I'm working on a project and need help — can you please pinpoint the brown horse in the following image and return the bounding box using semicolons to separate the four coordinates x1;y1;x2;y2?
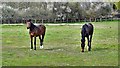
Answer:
26;19;46;50
81;23;94;52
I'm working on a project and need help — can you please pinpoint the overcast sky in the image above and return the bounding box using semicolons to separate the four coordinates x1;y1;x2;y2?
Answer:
1;0;119;2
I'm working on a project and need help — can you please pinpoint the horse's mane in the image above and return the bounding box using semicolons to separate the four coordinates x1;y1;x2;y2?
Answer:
30;22;37;31
31;23;36;27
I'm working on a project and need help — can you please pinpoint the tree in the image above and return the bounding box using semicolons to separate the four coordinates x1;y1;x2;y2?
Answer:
1;2;114;23
114;1;120;10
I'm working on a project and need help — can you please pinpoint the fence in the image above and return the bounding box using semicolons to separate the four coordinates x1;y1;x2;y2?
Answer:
1;17;119;24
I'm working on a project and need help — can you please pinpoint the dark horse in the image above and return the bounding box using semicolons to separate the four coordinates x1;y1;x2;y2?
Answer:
81;23;94;52
26;19;46;50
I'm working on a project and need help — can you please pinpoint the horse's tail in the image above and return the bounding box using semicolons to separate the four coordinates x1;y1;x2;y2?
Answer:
89;23;93;28
90;23;94;33
43;25;46;34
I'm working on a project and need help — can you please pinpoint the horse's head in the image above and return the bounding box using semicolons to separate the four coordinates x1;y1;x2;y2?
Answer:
26;19;31;29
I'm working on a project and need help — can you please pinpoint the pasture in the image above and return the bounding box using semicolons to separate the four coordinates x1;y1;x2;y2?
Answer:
2;21;118;66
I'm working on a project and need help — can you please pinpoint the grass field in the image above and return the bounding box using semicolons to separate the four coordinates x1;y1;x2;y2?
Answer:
2;21;118;66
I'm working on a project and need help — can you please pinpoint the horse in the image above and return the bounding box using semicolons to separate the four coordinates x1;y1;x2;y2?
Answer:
81;23;94;52
26;19;46;50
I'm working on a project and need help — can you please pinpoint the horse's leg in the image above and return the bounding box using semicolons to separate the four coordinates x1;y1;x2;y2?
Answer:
81;42;85;52
81;38;85;52
42;34;45;44
89;35;93;51
30;36;33;50
87;36;90;51
39;35;43;49
34;37;36;50
41;34;45;49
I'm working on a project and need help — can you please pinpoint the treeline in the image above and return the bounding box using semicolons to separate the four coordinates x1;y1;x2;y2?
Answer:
1;2;120;23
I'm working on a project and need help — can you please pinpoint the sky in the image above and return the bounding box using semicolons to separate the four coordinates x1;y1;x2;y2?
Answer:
1;0;120;2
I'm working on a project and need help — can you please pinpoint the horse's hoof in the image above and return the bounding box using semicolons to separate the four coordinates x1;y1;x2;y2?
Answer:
88;50;91;51
88;48;91;51
81;51;84;52
40;45;43;49
34;48;36;50
81;49;84;52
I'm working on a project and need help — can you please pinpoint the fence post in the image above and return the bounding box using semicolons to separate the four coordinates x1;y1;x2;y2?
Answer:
106;17;108;21
54;19;56;23
67;18;68;23
84;18;86;22
94;18;96;22
90;18;91;22
35;19;36;23
100;18;102;22
42;19;43;24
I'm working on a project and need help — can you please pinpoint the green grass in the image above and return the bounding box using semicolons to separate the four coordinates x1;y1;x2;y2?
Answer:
2;21;118;66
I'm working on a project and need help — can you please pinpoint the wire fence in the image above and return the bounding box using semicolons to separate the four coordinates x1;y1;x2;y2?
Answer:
1;17;119;24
